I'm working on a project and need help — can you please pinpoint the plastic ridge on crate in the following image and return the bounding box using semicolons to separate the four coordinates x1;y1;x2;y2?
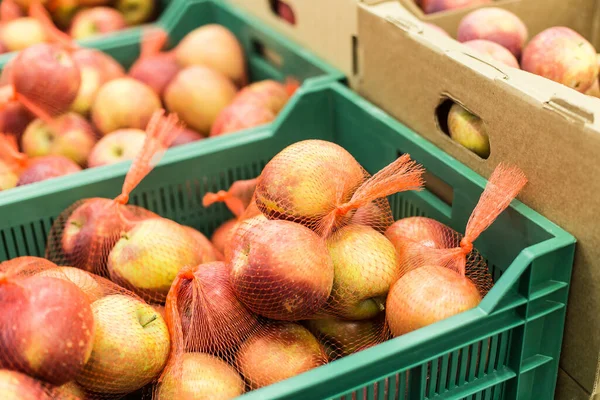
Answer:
0;0;179;66
0;82;575;400
0;0;342;199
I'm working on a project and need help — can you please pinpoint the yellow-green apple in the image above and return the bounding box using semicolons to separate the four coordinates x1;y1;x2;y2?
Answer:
0;276;95;385
107;217;211;302
0;18;46;52
230;219;334;320
36;266;104;303
237;322;327;389
446;103;490;158
325;224;400;319
157;353;244;400
0;369;51;400
419;0;491;14
255;140;365;228
386;265;481;337
164;66;237;134
92;77;161;135
457;8;528;58
70;7;127;40
115;0;156;25
463;39;520;68
522;27;599;93
87;129;146;168
21;113;97;166
0;162;19;191
175;25;246;86
17;155;81;186
171;261;259;353
76;294;170;394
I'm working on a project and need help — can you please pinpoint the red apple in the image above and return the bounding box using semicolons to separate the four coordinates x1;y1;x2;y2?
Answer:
17;155;81;186
522;27;599;93
0;256;57;272
230;218;334;320
0;275;95;385
170;261;259;353
165;66;237;134
87;129;146;168
70;7;127;40
237;322;327;389
92;77;161;135
386;265;481;336
170;127;204;147
0;17;47;52
277;1;296;24
457;8;528;58
21;112;97;166
175;25;247;87
0;0;24;21
419;0;491;14
211;218;238;256
463;39;520;68
0;369;51;400
0;102;35;140
210;100;275;137
36;266;105;303
234;80;292;114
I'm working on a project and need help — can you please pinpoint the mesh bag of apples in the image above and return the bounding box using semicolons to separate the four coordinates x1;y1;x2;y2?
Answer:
0;111;527;398
0;2;298;191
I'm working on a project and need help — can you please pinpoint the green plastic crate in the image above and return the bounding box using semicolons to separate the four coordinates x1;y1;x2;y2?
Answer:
0;0;178;65
0;82;575;400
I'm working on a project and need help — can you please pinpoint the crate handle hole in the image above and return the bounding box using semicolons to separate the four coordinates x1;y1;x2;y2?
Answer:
251;39;283;68
435;97;490;160
267;0;296;25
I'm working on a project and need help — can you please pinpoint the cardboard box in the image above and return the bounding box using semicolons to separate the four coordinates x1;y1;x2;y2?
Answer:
557;368;592;400
224;0;360;86
357;1;600;397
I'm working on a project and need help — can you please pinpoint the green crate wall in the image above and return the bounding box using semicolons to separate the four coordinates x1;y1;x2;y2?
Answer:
0;81;575;399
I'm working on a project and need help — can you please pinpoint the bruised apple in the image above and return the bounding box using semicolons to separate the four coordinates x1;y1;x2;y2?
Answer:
237;322;327;389
386;265;481;336
0;276;95;385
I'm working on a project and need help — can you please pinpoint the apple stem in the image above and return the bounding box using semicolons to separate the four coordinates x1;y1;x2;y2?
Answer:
141;314;158;328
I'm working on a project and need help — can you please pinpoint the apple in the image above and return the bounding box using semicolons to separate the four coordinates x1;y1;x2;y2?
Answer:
457;8;528;58
87;129;146;168
419;0;491;14
152;304;166;320
157;353;245;400
0;256;57;271
107;217;211;302
182;225;219;262
17;155;82;186
586;78;600;98
52;381;87;399
175;25;247;87
350;200;393;233
386;265;481;337
76;294;170;394
325;225;400;320
115;0;155;26
522;27;599;93
58;198;158;274
463;40;520;68
49;1;79;30
36;266;104;303
0;102;35;140
0;164;19;191
234;80;292;114
277;0;296;24
171;261;259;354
446;103;490;158
0;17;47;52
70;7;127;40
305;314;387;359
211;218;238;256
0;369;51;400
237;322;327;389
0;0;24;21
164;66;238;135
210;100;276;137
92;77;161;136
21;113;97;166
255;140;365;227
0;275;95;385
230;218;334;320
129;52;180;98
170;127;204;147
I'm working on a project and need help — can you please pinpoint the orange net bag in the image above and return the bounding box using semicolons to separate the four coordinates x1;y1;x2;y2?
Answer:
45;110;218;304
0;256;172;398
385;164;527;337
129;28;181;97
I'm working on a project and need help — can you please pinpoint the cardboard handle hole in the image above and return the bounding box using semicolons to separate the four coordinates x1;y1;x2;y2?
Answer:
268;0;296;25
436;97;490;160
251;39;283;68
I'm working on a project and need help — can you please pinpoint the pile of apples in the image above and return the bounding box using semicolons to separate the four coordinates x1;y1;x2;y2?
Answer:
0;130;522;398
426;7;600;157
0;8;296;191
1;0;160;52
